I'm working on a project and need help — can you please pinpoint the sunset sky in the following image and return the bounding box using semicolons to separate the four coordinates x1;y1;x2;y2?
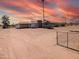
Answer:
0;0;79;22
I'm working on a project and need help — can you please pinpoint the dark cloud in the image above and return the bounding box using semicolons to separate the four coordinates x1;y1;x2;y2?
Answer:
0;2;29;13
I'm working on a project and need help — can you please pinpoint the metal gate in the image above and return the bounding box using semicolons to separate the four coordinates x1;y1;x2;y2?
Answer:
57;31;79;51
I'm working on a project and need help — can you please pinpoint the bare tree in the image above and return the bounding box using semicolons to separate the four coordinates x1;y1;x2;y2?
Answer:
2;15;10;28
66;14;79;25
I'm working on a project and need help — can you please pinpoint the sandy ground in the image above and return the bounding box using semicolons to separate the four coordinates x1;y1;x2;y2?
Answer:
0;27;79;59
54;25;79;32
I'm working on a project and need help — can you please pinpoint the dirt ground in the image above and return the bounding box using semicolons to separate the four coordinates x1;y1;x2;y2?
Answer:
0;27;79;59
54;25;79;32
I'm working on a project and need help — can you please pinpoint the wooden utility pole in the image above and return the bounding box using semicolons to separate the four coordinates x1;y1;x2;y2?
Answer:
41;0;45;21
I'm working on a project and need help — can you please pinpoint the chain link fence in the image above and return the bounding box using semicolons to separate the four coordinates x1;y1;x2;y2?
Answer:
57;31;79;51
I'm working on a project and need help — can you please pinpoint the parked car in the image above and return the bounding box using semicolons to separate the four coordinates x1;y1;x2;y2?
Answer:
42;21;54;29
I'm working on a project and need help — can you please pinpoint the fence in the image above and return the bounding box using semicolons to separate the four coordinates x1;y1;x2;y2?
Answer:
57;31;79;52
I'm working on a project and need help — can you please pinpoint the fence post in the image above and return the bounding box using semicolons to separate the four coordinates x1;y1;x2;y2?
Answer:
67;32;69;48
56;32;58;45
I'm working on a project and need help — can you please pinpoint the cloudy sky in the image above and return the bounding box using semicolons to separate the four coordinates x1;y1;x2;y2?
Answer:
0;0;79;22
